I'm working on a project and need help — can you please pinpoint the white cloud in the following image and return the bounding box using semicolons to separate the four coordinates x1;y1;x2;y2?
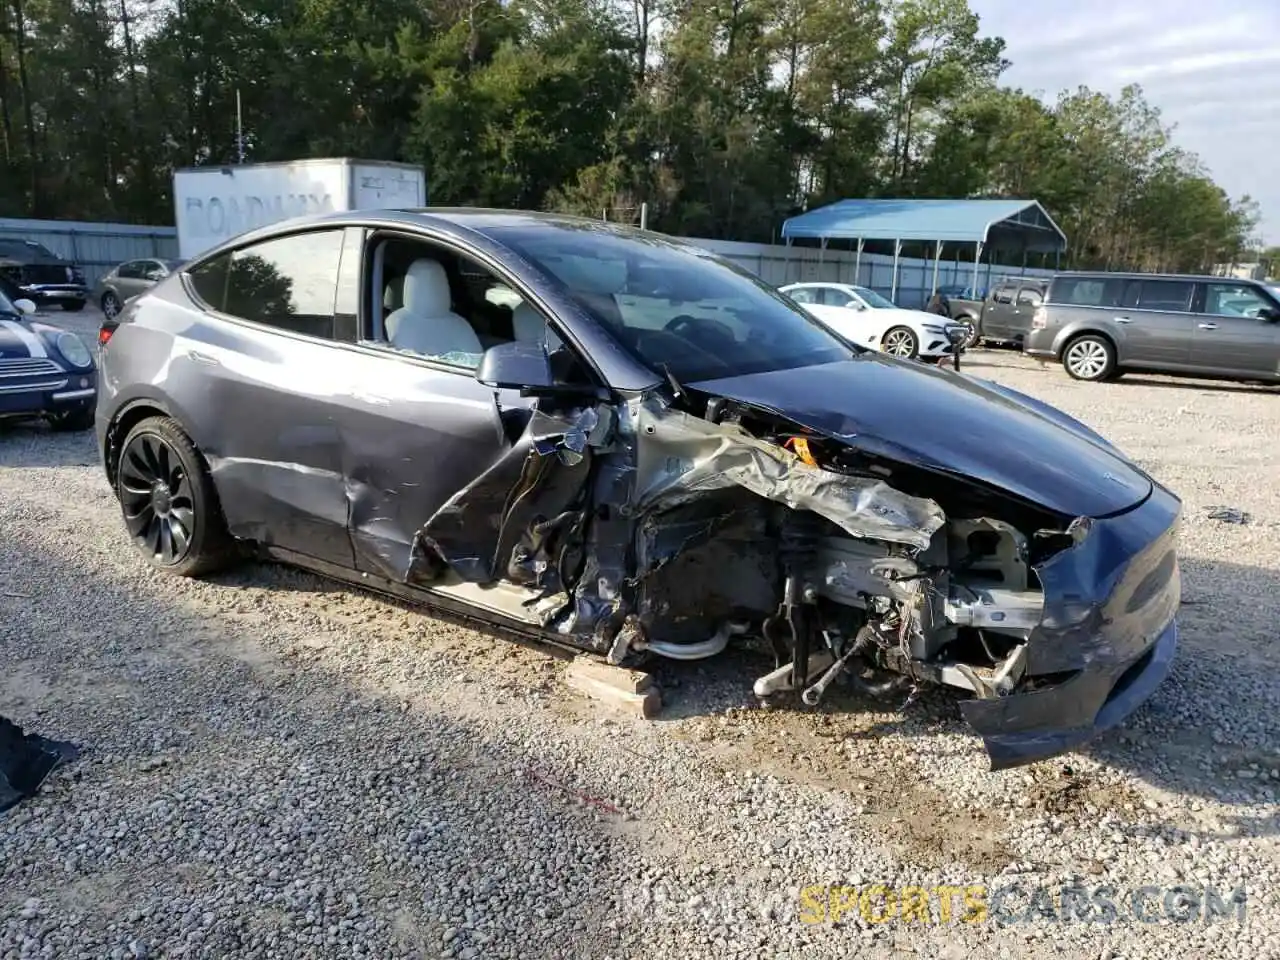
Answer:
970;0;1280;242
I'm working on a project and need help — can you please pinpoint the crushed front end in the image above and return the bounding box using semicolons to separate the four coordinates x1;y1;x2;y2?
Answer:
591;391;1180;770
404;373;1179;770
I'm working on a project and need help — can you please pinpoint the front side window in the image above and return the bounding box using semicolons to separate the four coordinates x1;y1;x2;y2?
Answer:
1016;287;1043;306
117;261;144;280
366;235;581;374
186;229;347;340
1202;283;1276;319
487;226;853;382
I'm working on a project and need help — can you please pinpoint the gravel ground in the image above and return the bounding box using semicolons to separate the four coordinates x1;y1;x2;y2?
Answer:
2;309;1278;959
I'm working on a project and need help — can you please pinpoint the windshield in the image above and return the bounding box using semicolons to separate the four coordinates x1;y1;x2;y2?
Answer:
0;239;56;259
0;285;15;315
487;225;854;381
853;286;897;310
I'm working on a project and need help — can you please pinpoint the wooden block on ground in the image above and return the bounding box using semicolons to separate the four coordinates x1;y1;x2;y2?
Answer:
567;656;653;694
566;663;662;719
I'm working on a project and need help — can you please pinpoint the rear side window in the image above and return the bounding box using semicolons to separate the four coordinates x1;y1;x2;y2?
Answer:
786;287;818;304
1049;277;1126;308
992;283;1017;304
186;229;348;340
1133;280;1193;312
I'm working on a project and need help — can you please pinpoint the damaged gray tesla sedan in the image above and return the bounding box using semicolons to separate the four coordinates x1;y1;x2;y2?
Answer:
94;209;1180;769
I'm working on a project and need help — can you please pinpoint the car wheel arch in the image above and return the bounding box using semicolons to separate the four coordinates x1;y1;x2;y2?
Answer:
1060;330;1120;381
1056;326;1118;361
105;396;203;483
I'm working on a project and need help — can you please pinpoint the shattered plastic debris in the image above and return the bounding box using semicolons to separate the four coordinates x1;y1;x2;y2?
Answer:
0;716;80;813
1206;506;1251;525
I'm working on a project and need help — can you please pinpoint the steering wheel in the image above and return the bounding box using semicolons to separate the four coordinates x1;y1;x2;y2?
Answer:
664;314;701;337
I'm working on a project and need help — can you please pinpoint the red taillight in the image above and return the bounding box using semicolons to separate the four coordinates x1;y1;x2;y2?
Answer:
98;327;113;345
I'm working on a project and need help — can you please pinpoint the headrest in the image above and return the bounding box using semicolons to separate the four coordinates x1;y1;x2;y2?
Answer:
383;275;404;310
402;259;452;315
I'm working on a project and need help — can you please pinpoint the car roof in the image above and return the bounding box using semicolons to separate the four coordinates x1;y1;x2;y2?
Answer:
1050;271;1257;284
184;207;714;267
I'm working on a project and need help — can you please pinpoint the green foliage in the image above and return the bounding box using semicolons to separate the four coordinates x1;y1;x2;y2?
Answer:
0;0;1261;269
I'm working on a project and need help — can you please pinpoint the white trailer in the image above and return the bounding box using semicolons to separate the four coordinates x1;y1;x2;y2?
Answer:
173;158;427;260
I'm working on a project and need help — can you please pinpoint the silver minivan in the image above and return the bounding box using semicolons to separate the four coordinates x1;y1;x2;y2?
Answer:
1024;272;1280;383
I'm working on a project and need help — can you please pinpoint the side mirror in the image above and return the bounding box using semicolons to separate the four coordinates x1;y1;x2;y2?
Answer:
1260;307;1280;323
475;340;556;391
13;298;36;316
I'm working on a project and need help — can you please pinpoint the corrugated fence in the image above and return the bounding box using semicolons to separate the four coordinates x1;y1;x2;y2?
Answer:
0;218;179;288
2;217;1050;307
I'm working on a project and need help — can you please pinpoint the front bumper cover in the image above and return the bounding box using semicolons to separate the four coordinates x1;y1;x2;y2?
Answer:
960;482;1182;770
20;283;88;305
0;377;96;419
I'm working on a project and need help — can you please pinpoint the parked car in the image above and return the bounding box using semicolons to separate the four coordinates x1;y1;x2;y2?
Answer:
924;283;987;345
779;282;967;361
0;238;89;312
1024;272;1280;383
0;277;97;430
94;209;1180;770
94;258;184;319
928;277;1049;348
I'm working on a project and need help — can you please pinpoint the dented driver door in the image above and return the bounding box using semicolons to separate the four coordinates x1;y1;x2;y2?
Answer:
336;350;533;583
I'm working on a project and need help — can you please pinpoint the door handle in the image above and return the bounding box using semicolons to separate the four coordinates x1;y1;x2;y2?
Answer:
186;350;218;365
1198;323;1217;330
1113;316;1132;323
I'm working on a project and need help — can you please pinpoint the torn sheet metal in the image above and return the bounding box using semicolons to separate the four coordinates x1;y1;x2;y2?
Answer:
630;400;945;551
408;405;612;586
0;716;80;813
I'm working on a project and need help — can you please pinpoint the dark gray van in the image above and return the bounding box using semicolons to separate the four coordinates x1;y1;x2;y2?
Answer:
1024;272;1280;383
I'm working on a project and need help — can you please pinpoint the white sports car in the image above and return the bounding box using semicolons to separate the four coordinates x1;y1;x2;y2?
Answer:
779;282;966;361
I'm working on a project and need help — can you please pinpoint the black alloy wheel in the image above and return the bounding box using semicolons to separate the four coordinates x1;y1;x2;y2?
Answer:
115;416;233;576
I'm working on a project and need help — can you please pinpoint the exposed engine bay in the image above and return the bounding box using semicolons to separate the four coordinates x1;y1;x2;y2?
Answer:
412;385;1092;723
612;394;1074;709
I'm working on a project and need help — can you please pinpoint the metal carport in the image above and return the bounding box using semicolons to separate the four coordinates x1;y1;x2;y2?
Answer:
779;198;1068;301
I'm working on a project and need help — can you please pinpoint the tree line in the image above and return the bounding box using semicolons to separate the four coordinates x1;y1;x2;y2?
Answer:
0;0;1263;272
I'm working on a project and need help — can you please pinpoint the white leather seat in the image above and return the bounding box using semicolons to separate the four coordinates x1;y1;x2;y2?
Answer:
384;259;482;358
511;302;563;351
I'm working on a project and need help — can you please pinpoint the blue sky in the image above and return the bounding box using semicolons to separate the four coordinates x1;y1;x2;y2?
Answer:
970;0;1280;244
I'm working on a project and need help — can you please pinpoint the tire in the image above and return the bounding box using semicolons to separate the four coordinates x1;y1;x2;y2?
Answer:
1062;334;1117;382
881;325;919;359
958;317;980;349
49;407;95;432
101;291;122;319
61;300;86;312
114;415;235;577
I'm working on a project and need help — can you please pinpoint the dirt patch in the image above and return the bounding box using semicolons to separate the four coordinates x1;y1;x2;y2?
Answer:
1021;764;1143;818
670;706;1016;875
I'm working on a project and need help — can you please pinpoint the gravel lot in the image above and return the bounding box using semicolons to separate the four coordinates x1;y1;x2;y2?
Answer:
3;308;1278;959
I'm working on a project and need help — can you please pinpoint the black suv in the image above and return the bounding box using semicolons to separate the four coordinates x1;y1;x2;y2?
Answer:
0;238;89;312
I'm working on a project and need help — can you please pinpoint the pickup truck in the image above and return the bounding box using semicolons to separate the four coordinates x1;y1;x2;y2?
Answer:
0;238;89;311
926;276;1049;349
